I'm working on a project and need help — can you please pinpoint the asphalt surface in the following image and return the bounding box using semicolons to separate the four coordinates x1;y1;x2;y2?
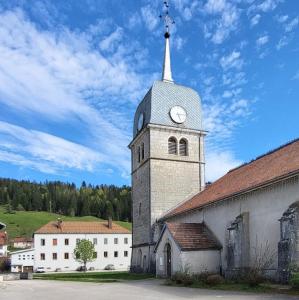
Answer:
0;279;298;300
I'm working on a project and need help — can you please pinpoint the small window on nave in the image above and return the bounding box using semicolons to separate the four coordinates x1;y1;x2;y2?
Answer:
179;139;188;156
168;137;177;154
141;143;145;160
137;147;141;163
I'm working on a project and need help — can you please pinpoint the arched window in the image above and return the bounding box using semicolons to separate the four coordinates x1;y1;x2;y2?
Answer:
168;137;177;154
179;139;188;156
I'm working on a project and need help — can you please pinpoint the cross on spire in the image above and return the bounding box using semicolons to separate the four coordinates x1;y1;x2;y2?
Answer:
159;1;175;83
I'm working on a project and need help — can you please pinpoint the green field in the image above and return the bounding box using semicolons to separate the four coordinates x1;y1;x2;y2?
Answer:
0;206;131;239
34;271;153;283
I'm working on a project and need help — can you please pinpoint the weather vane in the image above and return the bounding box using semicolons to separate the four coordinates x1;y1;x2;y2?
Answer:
159;1;175;37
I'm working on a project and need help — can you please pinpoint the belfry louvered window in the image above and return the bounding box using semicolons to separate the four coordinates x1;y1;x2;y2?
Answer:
179;139;188;156
168;137;177;154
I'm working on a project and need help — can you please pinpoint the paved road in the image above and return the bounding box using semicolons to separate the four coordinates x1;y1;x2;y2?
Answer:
0;279;298;300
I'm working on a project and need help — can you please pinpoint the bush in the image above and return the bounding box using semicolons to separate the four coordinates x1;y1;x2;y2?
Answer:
171;271;193;286
206;274;225;285
0;257;11;272
290;273;299;290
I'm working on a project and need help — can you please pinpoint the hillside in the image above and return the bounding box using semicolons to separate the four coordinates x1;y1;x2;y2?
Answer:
0;206;131;240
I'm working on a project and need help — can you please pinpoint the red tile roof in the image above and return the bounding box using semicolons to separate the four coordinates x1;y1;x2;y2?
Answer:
164;138;299;219
0;232;7;246
11;237;33;243
35;221;131;234
166;223;221;251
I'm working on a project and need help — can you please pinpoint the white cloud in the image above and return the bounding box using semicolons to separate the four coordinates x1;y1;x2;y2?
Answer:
276;36;289;50
203;0;240;44
285;17;299;32
293;71;299;80
220;51;243;70
250;14;261;26
0;121;104;174
206;150;242;182
257;0;280;12
0;8;153;176
99;27;123;52
276;15;288;23
141;5;159;32
256;35;269;47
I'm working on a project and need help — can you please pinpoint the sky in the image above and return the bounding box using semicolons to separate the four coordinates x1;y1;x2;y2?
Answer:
0;0;298;187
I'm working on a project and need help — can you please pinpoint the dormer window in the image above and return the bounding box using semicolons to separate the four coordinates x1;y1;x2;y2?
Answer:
168;137;177;154
179;139;188;156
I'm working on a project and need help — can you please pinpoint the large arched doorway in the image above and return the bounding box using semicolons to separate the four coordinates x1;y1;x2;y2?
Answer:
165;243;172;277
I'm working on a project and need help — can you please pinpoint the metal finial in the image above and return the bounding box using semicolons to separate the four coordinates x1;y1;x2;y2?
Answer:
159;0;175;37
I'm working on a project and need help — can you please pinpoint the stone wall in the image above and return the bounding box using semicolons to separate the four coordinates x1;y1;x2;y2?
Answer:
167;175;299;279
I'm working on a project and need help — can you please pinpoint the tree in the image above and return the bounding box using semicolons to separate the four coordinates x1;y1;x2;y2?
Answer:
74;239;95;271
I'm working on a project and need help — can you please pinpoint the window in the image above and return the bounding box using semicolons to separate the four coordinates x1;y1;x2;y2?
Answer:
41;239;45;246
104;251;108;258
124;251;128;257
104;238;108;245
114;238;118;244
114;251;118;258
124;237;128;244
18;255;21;260
32;255;34;260
65;238;69;245
64;253;69;259
138;203;141;216
93;238;97;245
93;252;97;259
138;147;141;163
179;139;188;156
40;253;45;260
52;238;57;246
168;137;177;154
52;253;57;260
141;143;145;160
23;255;25;260
76;239;80;244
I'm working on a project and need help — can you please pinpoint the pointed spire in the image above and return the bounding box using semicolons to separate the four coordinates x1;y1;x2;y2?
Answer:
160;1;175;83
162;32;173;83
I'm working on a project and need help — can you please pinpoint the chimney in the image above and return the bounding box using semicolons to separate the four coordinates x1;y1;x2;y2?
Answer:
57;218;62;229
108;217;112;229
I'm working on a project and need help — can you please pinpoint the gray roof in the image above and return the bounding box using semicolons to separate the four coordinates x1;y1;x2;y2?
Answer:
133;80;203;137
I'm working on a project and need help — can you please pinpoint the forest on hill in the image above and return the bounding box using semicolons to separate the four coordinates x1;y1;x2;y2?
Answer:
0;178;131;222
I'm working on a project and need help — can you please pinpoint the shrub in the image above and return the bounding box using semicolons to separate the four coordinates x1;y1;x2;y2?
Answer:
171;271;193;286
290;273;299;290
206;274;225;285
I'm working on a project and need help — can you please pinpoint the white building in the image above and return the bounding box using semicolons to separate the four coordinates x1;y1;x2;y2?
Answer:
10;248;35;272
10;219;132;272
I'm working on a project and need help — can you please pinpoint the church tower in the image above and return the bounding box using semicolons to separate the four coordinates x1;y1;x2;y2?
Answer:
129;4;205;272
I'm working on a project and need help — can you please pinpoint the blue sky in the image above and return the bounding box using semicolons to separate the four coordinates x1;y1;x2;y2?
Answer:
0;0;298;187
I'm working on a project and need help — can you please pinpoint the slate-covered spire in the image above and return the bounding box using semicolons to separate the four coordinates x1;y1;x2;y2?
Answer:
160;1;175;83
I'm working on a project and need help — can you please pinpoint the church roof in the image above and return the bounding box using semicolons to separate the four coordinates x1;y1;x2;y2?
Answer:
165;222;221;251
132;80;203;138
163;138;299;219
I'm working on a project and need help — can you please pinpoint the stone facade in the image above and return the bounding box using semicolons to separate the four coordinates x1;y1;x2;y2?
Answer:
165;175;299;279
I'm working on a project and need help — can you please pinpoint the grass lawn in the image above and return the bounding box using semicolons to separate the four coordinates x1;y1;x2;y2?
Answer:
34;271;154;283
165;280;299;296
0;206;131;239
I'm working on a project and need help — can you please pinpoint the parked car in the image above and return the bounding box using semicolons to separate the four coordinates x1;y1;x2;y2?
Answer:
35;267;45;273
104;264;115;270
76;266;87;272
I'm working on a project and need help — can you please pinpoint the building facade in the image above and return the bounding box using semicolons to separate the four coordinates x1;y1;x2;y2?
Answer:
10;220;132;273
11;237;33;249
0;231;8;257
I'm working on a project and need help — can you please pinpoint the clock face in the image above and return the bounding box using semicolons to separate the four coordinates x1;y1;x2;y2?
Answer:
169;106;187;124
137;113;144;131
